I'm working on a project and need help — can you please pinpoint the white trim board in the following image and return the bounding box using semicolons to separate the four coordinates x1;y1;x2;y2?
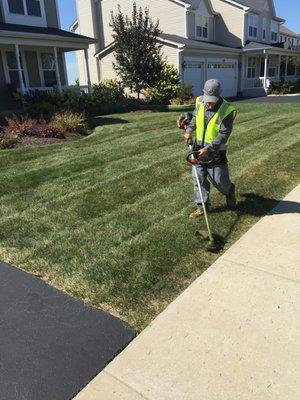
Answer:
2;0;47;27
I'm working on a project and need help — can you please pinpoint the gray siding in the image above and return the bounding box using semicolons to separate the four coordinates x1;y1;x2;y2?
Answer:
101;0;186;48
100;44;179;80
210;0;244;47
44;0;59;28
25;51;41;87
187;12;196;39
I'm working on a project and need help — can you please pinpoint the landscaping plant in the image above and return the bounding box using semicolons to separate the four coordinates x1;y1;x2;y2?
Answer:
110;2;164;100
145;64;180;104
51;111;87;135
37;124;65;139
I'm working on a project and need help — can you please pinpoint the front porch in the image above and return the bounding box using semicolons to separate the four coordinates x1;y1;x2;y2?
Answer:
241;43;300;95
0;23;96;110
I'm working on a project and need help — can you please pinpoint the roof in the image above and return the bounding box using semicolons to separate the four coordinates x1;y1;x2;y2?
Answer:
95;33;241;58
280;25;300;38
218;0;284;22
0;22;96;42
243;41;300;54
159;33;240;51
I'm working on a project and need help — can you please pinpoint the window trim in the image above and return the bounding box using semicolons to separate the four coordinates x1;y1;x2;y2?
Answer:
195;14;210;41
270;20;279;42
38;51;58;87
2;0;47;27
248;13;258;39
247;56;257;79
1;48;29;88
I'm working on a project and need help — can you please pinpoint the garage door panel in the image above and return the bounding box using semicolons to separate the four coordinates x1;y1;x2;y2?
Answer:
207;62;237;98
184;61;205;97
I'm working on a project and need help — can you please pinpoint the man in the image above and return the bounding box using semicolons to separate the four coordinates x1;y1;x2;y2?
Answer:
183;79;237;218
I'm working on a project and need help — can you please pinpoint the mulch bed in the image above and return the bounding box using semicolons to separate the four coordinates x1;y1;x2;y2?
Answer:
14;132;84;149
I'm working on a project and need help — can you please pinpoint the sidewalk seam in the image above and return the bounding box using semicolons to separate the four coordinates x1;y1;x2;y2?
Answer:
221;257;300;284
103;370;154;400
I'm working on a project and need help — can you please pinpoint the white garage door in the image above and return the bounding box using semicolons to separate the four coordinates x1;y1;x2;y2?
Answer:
207;62;238;98
184;61;205;97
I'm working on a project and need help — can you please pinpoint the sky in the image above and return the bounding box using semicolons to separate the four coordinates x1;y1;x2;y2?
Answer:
58;0;300;85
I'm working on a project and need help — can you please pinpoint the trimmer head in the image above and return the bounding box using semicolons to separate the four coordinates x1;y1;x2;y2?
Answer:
196;231;224;253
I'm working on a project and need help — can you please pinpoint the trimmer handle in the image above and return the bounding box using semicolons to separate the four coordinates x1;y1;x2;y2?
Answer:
187;138;194;148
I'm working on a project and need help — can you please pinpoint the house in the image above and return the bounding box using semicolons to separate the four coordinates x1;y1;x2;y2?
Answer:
280;25;300;50
0;0;96;110
72;0;300;98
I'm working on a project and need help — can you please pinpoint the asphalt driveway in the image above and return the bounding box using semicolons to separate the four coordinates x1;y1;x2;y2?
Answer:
0;262;135;400
236;94;300;103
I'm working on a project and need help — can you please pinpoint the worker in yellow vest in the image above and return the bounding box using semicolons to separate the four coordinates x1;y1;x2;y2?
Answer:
184;79;237;218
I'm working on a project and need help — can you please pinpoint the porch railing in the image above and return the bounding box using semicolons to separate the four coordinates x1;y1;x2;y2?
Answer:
19;85;90;95
243;77;281;90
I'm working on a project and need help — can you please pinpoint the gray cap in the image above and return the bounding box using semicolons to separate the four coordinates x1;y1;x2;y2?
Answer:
203;79;222;103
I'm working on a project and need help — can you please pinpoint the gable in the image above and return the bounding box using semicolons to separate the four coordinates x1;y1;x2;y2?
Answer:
188;0;216;15
234;0;275;16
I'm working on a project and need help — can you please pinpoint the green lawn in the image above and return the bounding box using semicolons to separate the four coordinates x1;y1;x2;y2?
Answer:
0;103;299;330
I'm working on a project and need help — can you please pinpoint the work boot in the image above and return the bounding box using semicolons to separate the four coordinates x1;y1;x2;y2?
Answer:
189;209;204;219
189;205;209;219
226;193;237;208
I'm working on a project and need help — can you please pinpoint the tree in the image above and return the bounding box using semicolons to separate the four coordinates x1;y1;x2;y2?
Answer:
110;3;164;100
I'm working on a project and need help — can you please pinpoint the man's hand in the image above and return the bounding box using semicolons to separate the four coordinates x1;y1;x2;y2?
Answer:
198;148;209;158
184;132;192;142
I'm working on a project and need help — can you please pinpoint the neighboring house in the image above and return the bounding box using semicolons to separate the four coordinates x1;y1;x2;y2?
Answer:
72;0;300;98
0;0;96;110
280;25;300;50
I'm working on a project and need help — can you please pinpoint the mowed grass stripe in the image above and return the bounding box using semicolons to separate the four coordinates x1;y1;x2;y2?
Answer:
0;103;299;329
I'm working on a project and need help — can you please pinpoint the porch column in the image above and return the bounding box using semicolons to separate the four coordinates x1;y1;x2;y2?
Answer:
53;47;62;93
263;50;268;91
84;48;92;94
14;44;25;96
284;56;288;82
278;55;281;81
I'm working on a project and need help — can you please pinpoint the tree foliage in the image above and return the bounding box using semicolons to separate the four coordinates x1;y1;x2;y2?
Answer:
110;3;164;98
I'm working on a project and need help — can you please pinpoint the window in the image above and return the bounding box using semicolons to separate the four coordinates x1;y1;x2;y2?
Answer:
287;57;296;76
268;58;277;77
247;57;256;78
8;0;41;17
41;53;57;87
262;18;267;40
6;51;26;88
196;15;209;40
8;0;24;14
248;14;258;38
271;21;278;42
26;0;41;17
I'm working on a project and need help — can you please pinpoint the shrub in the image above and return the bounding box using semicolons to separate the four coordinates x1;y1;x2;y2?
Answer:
51;111;87;135
0;114;37;138
92;79;124;104
27;101;58;121
144;64;180;104
0;128;20;149
268;80;300;95
170;85;196;105
24;89;91;115
37;124;65;139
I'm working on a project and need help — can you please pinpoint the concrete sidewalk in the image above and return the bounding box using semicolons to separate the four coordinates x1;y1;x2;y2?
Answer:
75;185;300;400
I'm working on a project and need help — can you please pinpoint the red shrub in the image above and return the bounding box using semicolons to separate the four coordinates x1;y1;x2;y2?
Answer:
37;124;65;139
0;114;37;137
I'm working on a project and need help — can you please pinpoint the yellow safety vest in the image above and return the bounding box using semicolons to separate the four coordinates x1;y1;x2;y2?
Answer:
195;97;237;149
